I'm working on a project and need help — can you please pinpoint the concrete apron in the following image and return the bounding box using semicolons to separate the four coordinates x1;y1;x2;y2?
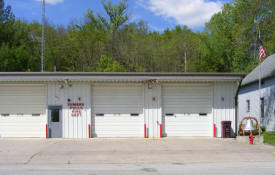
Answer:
236;136;264;145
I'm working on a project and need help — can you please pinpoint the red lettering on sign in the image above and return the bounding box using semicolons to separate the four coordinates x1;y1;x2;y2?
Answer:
68;102;85;117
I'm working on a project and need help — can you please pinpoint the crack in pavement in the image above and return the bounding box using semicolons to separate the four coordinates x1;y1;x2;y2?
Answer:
24;150;42;165
24;141;60;165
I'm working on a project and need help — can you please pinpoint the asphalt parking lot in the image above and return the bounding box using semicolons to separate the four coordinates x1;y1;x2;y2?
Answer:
0;138;275;165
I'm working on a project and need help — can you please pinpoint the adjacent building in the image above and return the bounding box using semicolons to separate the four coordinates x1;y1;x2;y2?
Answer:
238;54;275;131
0;72;244;138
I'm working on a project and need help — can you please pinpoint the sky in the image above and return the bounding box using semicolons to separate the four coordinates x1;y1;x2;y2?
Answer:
5;0;233;32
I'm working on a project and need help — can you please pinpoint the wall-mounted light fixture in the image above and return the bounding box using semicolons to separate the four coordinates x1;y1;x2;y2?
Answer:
64;78;72;87
64;78;69;84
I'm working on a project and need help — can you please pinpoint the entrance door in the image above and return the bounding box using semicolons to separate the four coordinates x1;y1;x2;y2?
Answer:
48;106;62;138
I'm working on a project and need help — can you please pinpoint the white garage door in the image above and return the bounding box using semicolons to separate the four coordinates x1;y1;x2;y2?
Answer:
91;83;144;137
162;84;212;137
0;84;46;137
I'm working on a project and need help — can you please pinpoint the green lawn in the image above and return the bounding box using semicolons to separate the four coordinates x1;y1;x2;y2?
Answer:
263;132;275;145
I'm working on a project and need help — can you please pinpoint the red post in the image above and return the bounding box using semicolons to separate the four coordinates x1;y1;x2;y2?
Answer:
160;124;162;138
213;124;216;138
88;124;91;138
144;124;146;138
46;124;48;138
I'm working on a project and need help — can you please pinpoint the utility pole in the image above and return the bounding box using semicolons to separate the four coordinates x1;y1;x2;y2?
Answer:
184;43;187;72
41;0;45;72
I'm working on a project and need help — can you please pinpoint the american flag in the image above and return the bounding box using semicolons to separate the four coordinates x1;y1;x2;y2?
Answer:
259;40;267;61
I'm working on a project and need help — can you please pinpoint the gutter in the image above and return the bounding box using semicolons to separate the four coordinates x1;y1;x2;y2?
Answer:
234;78;243;137
0;72;246;77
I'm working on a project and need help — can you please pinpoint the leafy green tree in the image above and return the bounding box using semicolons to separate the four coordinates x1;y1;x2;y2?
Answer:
204;0;275;73
0;0;15;44
0;1;39;72
101;0;128;32
96;55;126;72
0;0;274;73
101;0;128;63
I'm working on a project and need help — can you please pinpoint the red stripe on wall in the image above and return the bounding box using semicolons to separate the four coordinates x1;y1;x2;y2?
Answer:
160;124;162;138
213;124;216;138
88;124;91;138
46;124;48;138
144;124;146;138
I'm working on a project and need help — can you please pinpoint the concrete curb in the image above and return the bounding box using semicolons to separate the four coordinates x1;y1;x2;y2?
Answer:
236;136;264;145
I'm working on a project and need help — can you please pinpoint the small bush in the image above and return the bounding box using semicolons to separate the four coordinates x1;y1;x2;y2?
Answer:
261;126;266;133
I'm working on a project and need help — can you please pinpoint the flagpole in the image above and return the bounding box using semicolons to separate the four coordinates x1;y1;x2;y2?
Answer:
258;27;262;136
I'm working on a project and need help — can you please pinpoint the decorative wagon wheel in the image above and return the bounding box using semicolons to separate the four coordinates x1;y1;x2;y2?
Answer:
238;117;259;136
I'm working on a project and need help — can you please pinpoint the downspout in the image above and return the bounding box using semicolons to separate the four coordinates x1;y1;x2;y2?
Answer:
234;78;243;137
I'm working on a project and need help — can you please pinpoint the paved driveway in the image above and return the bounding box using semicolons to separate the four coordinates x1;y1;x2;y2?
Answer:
0;138;274;165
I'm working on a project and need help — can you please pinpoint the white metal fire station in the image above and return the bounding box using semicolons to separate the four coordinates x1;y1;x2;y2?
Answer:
0;72;244;138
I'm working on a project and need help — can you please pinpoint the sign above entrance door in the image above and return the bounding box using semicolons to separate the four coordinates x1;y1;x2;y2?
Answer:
68;97;84;117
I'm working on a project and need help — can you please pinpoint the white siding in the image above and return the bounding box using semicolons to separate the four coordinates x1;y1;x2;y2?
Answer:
164;115;211;136
263;78;275;131
0;80;240;138
162;84;212;113
144;83;162;138
162;83;212;137
213;82;238;137
238;84;260;131
238;78;275;131
47;83;91;138
0;84;46;137
0;84;46;114
92;83;144;137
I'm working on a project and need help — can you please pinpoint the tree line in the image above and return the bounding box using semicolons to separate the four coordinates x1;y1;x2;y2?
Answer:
0;0;274;72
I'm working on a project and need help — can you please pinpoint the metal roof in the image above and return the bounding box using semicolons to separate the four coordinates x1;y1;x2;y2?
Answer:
0;72;245;82
241;54;275;86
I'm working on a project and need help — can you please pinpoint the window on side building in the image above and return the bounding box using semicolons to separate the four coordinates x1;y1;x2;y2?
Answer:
246;99;250;113
261;97;264;118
